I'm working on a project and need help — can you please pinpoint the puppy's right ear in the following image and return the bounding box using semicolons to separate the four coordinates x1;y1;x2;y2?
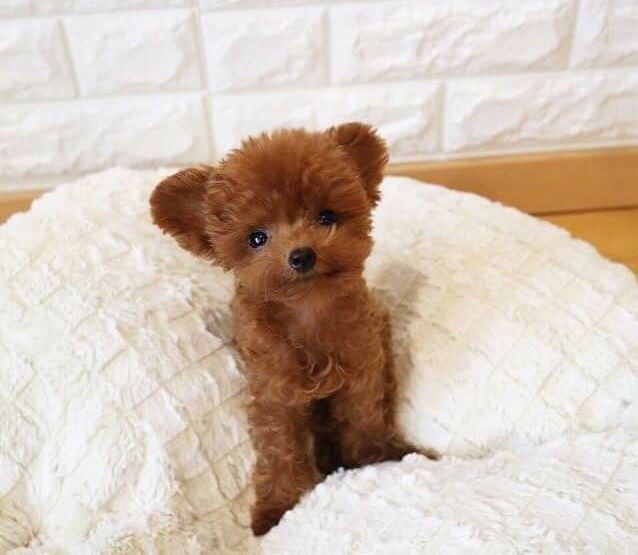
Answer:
325;122;388;207
150;166;216;259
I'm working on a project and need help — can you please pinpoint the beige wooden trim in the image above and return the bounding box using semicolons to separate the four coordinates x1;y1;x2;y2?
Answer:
387;147;638;214
542;207;638;275
0;190;42;223
1;147;637;223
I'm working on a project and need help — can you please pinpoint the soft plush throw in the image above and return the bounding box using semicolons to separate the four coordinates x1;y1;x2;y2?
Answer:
0;168;636;554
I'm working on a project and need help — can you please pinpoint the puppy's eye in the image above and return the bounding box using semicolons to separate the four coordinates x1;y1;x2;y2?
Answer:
248;230;268;249
317;210;338;226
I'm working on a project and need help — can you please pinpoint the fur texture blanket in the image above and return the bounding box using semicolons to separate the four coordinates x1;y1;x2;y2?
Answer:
0;169;636;554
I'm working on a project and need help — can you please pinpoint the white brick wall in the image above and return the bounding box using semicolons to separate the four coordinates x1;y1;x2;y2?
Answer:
330;1;576;82
202;7;326;92
0;20;74;100
65;11;200;95
1;0;637;191
0;96;208;180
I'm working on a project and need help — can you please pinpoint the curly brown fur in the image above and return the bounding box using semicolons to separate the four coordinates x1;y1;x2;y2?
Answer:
150;122;437;537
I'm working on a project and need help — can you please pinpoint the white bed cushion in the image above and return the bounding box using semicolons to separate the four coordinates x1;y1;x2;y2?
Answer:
263;428;638;554
0;168;636;553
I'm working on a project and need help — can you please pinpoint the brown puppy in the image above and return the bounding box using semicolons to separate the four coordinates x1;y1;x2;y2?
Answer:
150;122;434;536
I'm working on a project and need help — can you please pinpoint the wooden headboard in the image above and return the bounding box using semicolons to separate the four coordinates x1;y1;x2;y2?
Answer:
2;147;637;223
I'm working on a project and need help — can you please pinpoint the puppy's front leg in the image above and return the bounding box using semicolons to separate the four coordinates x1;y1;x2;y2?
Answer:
330;315;419;469
248;400;316;536
311;398;343;475
331;371;413;469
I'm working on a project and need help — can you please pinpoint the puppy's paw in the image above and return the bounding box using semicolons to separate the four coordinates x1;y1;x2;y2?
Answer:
250;505;287;537
390;439;440;461
418;446;441;461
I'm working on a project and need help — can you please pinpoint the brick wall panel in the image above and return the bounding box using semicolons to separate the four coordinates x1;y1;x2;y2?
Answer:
571;0;638;68
331;1;576;84
0;20;74;100
445;70;638;153
65;11;200;95
0;96;209;179
202;7;326;93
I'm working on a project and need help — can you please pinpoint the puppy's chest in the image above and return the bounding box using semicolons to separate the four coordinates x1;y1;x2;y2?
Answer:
287;317;343;359
283;309;369;370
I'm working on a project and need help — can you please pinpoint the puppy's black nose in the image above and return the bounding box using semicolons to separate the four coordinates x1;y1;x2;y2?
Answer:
288;247;316;273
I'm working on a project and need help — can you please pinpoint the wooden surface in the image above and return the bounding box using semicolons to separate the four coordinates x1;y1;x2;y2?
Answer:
388;147;638;215
542;208;638;275
0;191;39;223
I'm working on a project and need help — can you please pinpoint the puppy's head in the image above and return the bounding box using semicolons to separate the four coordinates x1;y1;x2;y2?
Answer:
150;122;388;303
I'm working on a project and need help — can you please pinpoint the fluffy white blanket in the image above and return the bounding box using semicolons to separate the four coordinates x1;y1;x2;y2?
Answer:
0;168;636;554
263;429;638;554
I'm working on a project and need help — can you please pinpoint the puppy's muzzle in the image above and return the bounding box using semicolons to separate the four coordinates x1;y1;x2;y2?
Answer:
288;247;316;273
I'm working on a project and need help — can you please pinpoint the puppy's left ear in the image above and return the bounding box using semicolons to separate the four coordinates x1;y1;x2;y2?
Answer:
326;122;389;206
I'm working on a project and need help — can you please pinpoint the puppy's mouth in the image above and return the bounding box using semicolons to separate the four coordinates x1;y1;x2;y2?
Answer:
265;265;359;303
294;266;345;282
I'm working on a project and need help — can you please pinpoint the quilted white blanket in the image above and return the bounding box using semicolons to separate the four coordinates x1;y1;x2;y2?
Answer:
0;168;637;554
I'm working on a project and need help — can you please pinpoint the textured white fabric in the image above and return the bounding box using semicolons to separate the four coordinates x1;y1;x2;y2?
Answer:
0;168;636;553
263;429;638;554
